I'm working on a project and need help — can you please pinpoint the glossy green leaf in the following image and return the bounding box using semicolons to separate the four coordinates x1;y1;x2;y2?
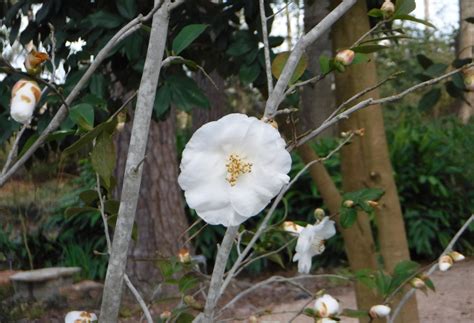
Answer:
91;132;116;188
394;14;436;28
172;24;208;55
416;54;434;69
418;88;441;111
116;0;137;20
88;11;123;29
154;84;172;118
352;53;369;65
352;44;388;54
424;63;448;77
340;207;357;229
79;190;99;205
239;62;260;84
70;103;94;131
319;55;332;74
394;0;416;16
65;206;99;218
341;309;369;318
368;8;384;18
271;51;308;84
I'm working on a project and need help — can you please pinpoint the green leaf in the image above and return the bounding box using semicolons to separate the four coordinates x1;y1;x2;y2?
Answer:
70;103;95;131
268;36;284;47
90;74;106;98
341;309;369;318
65;207;99;218
394;0;416;16
271;51;308;84
172;24;208;55
393;260;420;277
91;132;116;188
374;271;392;297
445;81;465;100
178;275;199;293
393;14;436;28
340;207;357;229
424;278;435;291
352;53;369;65
63;119;117;155
88;11;124;29
368;8;384;18
452;58;472;68
79;190;99;205
452;72;466;90
104;200;120;215
319;55;332;74
239;62;260;84
424;63;448;77
418;88;441;111
167;75;210;111
352;44;388;54
154;84;172;118
226;31;256;57
417;54;434;69
116;0;137;20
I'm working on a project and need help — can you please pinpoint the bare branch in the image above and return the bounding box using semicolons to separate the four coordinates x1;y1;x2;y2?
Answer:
388;214;474;323
1;125;27;175
0;0;165;188
259;0;274;95
263;0;357;118
293;62;474;148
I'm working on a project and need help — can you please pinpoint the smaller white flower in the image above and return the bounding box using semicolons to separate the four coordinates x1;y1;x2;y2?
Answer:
293;217;336;273
314;294;340;317
282;221;304;235
369;304;391;318
438;255;453;272
10;79;41;124
65;311;97;323
449;251;465;262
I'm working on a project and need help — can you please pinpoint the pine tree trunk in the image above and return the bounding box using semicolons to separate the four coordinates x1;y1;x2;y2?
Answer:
458;0;474;123
115;109;189;298
331;1;419;322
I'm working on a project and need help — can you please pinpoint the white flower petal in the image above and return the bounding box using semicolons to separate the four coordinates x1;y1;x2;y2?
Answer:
183;178;230;212
314;294;340;317
314;217;336;240
293;250;313;274
197;203;247;227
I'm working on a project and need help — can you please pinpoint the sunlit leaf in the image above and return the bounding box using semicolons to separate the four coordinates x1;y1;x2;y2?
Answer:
271;51;308;84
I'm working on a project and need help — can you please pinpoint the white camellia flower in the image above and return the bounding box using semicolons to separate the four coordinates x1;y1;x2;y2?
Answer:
314;294;340;317
10;79;41;124
369;304;391;318
293;217;336;273
178;113;292;227
64;311;98;323
282;221;304;235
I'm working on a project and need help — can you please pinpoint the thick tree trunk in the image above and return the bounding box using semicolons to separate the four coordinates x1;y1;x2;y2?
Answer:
331;1;419;322
458;0;474;123
301;0;336;135
115;110;189;298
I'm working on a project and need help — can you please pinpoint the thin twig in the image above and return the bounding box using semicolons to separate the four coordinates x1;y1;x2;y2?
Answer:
1;124;27;175
267;0;296;20
47;23;57;83
351;20;385;48
388;214;474;323
288;296;315;322
293;62;474;149
259;0;274;95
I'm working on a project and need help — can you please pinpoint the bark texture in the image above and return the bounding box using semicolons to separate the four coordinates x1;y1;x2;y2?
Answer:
331;1;419;322
459;0;474;123
115;111;189;298
301;0;336;135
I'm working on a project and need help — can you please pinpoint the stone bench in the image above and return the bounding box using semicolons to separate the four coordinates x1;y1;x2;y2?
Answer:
10;267;81;301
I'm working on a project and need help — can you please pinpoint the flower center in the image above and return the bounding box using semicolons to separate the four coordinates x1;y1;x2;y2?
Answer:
225;154;252;186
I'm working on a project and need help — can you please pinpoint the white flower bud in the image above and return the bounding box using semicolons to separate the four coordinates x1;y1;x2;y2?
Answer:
369;304;391;318
249;315;259;323
314;208;326;220
10;80;41;124
438;255;453;271
314;294;340;317
178;248;192;263
343;200;354;208
160;310;172;320
410;277;426;289
381;1;395;17
65;311;98;323
449;251;465;262
335;49;355;66
465;73;474;91
317;319;338;323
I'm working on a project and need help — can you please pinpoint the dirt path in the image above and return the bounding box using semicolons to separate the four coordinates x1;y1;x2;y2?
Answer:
255;259;474;322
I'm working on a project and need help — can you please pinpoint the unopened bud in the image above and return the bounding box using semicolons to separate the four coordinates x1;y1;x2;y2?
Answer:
160;310;172;320
354;128;365;136
410;277;426;289
369;304;391;318
184;295;203;310
335;49;355;66
282;221;304;235
449;251;465;262
314;294;340;317
10;79;41;124
343;200;354;208
249;315;258;323
340;131;349;138
381;0;395;18
438;255;453;271
314;208;326;220
178;248;192;263
25;50;49;75
367;200;379;208
464;72;474;91
316;319;338;323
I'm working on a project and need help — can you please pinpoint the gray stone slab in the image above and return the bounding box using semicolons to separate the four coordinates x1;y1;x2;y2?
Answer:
10;267;81;282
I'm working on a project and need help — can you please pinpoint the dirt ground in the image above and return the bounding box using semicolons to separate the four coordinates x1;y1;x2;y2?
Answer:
231;259;474;323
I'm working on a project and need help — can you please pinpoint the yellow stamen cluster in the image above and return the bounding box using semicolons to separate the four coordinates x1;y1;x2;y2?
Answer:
226;154;252;186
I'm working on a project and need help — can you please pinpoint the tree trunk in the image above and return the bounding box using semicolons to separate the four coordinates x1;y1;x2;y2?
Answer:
301;0;336;135
459;0;474;123
115;109;189;298
331;1;419;322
